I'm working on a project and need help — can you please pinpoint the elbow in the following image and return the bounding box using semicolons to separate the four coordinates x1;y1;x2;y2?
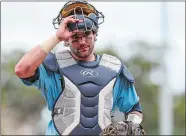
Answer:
15;63;31;78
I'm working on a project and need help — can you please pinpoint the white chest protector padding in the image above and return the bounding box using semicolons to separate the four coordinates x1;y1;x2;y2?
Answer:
53;76;81;135
54;49;81;135
98;54;121;129
98;78;116;130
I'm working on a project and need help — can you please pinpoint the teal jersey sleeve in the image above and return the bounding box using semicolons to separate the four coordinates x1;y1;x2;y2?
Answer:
45;120;59;135
112;69;140;113
20;64;62;135
20;64;62;111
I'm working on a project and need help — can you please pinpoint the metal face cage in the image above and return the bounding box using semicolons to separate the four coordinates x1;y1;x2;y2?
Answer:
52;0;104;33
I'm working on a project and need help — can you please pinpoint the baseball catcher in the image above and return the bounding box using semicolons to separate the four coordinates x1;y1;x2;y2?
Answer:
15;0;146;135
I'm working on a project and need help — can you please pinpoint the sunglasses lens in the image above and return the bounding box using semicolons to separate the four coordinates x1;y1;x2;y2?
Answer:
67;22;76;32
67;14;96;32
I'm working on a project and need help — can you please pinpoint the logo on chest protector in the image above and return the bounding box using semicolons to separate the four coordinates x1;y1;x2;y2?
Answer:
80;69;98;77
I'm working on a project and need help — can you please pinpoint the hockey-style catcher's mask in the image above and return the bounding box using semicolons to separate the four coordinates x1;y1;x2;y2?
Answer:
52;0;104;33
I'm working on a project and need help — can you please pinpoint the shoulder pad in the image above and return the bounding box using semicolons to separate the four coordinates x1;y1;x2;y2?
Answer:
122;65;135;83
99;54;122;73
42;52;58;71
55;48;77;68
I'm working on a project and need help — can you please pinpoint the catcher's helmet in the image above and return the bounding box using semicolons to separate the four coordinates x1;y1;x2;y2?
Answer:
52;0;104;33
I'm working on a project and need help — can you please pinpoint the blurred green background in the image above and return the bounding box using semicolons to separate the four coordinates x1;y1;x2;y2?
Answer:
1;40;185;135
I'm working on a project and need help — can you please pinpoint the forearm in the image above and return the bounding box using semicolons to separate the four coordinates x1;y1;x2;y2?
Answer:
15;35;61;78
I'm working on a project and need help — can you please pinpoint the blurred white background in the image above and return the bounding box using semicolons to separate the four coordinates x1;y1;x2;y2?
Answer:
2;2;185;93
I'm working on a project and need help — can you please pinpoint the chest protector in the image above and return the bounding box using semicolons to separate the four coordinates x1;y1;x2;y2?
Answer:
52;49;121;135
